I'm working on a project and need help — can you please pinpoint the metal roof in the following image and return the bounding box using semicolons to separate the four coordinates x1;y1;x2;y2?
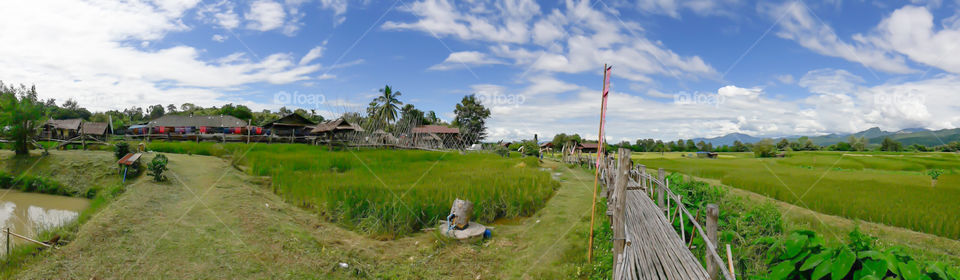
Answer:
147;115;247;127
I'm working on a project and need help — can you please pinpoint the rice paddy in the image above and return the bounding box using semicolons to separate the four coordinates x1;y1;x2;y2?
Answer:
145;142;559;237
632;151;960;240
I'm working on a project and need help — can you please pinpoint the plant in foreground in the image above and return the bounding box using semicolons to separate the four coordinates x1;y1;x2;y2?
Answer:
147;154;169;182
927;169;944;187
761;228;959;280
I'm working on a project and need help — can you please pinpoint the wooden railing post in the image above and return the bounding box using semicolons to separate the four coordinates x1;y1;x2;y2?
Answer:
639;165;646;193
657;168;665;209
706;204;720;280
611;148;631;279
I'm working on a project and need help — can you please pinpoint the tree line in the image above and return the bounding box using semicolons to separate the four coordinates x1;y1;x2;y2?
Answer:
548;132;960;157
1;81;493;155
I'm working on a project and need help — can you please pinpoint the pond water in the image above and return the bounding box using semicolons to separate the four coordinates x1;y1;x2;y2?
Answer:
0;190;89;248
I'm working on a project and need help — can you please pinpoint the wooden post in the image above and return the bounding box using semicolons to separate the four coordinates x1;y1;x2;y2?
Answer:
657;168;665;209
5;228;9;263
706;204;720;280
247;119;252;144
679;195;684;242
611;148;631;279
639;164;646;192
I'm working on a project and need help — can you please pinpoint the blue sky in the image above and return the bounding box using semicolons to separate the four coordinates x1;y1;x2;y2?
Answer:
2;0;959;141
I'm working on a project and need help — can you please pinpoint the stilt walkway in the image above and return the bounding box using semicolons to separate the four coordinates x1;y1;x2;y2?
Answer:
600;148;735;280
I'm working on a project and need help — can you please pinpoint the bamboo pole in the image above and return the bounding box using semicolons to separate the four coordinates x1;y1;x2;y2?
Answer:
587;64;609;263
6;229;50;248
726;244;736;280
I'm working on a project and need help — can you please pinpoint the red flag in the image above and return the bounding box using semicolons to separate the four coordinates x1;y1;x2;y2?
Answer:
602;66;611;97
595;66;611;169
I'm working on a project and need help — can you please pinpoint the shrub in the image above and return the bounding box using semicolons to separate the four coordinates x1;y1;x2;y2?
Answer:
114;142;130;159
762;228;960;280
147;154;169;182
494;146;509;157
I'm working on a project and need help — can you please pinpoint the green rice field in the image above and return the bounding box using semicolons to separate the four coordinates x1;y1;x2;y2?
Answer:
145;142;559;237
632;151;960;240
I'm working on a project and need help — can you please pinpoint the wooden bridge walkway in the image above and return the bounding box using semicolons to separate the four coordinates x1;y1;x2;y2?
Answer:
598;148;735;280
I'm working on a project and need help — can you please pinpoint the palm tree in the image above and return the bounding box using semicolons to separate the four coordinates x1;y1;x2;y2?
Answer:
375;85;403;124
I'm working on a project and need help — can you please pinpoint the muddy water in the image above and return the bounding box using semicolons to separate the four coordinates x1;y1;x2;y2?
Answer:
0;190;89;248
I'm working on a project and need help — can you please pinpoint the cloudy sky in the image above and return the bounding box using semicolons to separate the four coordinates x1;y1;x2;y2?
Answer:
1;0;959;142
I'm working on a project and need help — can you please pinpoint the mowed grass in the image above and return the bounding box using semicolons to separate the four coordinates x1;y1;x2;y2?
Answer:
145;142;559;237
633;151;960;240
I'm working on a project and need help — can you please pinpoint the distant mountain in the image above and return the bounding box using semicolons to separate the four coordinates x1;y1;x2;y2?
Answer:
691;133;764;146
687;127;959;147
867;128;960;147
803;127;895;145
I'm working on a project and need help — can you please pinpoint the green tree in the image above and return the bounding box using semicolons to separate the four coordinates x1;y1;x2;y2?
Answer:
219;103;253;121
147;104;165;119
453;94;491;145
374;85;403;125
685;139;696;152
777;138;790;150
880;136;902;151
753;138;777;158
732;140;748;152
398;104;427;129
0;82;45;155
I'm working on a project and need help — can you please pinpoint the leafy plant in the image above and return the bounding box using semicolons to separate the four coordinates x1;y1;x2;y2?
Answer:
114;142;130;160
761;228;959;280
147;154;169;182
927;168;944;187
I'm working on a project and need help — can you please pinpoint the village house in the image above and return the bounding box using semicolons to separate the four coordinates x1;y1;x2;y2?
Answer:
41;119;82;140
311;118;364;146
411;125;460;149
262;113;316;138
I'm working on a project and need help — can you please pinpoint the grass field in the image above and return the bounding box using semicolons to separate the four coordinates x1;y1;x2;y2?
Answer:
632;151;960;240
144;142;559;237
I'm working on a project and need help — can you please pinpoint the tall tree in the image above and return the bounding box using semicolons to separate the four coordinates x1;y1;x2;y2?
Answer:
0;82;45;155
453;94;491;145
147;104;165;119
375;85;403;125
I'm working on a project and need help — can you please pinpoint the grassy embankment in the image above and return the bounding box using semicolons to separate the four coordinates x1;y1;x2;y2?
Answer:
144;142;560;238
6;147;614;278
631;151;960;240
0;150;124;277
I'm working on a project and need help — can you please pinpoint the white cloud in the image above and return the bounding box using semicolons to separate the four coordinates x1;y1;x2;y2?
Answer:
320;0;348;25
300;44;326;65
0;0;323;112
857;5;960;74
382;0;541;44
482;69;960;141
798;68;864;95
389;0;716;82
634;0;741;18
212;34;228;42
775;74;794;84
428;51;505;70
761;1;914;74
245;0;286;32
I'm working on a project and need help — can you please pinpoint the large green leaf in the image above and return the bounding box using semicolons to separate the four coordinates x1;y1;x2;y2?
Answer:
812;260;832;280
784;233;809;259
898;260;922;280
861;259;888;279
831;248;856;280
947;266;960;280
769;261;795;280
858;250;884;260
801;251;832;271
926;262;947;280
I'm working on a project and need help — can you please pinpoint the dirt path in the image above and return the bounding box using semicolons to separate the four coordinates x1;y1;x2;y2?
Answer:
12;152;600;279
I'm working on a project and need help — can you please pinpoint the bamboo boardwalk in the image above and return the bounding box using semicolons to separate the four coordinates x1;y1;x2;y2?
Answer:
614;191;710;279
585;148;735;280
